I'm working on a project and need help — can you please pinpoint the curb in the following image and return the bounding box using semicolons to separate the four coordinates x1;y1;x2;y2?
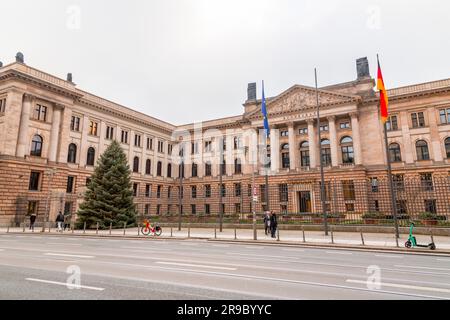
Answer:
3;231;450;256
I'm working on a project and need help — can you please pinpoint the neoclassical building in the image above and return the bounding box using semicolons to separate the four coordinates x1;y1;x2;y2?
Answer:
0;54;449;225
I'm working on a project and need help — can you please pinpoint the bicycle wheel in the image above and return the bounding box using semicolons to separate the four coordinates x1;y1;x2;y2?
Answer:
154;226;162;236
141;226;151;236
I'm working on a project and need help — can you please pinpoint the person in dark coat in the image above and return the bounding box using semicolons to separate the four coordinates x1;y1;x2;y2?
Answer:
63;213;72;231
270;212;278;238
29;213;37;232
263;211;271;235
56;211;64;232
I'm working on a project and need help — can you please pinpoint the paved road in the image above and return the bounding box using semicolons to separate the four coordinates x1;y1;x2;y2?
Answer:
0;233;449;300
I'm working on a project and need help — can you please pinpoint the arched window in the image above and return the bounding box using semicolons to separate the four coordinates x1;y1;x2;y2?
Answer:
157;161;162;176
445;138;450;158
67;143;77;163
145;159;151;175
416;140;430;161
205;162;212;176
341;136;354;164
281;143;290;169
299;141;310;167
389;143;402;162
133;156;140;173
234;158;242;174
167;163;172;178
191;163;198;177
321;139;331;166
86;147;95;166
30;135;43;157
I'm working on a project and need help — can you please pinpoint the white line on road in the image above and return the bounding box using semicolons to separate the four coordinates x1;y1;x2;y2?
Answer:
346;279;450;294
211;244;230;248
25;278;104;291
44;253;94;259
45;243;82;246
374;254;404;259
155;261;237;271
245;246;264;250
227;252;299;260
394;265;450;272
325;251;353;255
282;248;305;252
437;258;450;262
179;243;199;246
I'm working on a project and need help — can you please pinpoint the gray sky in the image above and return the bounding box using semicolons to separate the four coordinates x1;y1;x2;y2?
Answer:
1;0;449;125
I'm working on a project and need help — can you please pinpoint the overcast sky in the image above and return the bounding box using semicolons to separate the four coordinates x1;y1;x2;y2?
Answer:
1;0;449;125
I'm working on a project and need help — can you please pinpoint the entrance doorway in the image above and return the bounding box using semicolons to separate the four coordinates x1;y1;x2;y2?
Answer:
298;191;311;213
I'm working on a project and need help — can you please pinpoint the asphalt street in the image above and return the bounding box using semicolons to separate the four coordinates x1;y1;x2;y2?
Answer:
0;233;449;300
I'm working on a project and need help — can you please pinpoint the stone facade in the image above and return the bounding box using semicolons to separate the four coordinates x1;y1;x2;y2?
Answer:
0;57;449;225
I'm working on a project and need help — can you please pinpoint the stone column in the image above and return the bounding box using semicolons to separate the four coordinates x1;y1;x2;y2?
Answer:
152;138;158;177
427;106;444;162
350;112;363;165
48;104;63;162
16;94;33;158
307;119;317;168
141;133;147;175
288;123;297;170
270;127;279;173
327;116;339;167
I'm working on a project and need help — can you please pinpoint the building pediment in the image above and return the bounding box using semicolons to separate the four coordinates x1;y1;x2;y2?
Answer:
246;85;361;120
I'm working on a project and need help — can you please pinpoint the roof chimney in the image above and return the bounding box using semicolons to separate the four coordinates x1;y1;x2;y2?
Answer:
356;57;370;80
67;73;73;83
247;82;257;101
0;61;3;68
15;52;25;64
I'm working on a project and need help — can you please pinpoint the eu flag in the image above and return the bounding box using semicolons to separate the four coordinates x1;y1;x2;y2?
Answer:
261;81;270;138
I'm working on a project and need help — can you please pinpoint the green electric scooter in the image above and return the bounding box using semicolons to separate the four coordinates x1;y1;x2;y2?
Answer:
405;222;436;250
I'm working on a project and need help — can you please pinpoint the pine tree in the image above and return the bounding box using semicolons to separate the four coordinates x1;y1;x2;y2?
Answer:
76;140;137;229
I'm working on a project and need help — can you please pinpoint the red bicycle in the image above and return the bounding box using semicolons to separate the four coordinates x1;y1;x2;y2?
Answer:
141;220;162;236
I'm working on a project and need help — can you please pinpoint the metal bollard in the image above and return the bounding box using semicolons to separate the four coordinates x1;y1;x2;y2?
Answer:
109;222;112;235
188;225;191;238
302;226;306;243
7;225;9;233
72;224;74;234
123;222;126;236
331;226;334;244
137;225;140;236
96;222;99;235
234;228;237;240
430;229;435;245
22;222;25;233
83;222;86;234
214;225;217;239
48;222;51;233
360;231;365;246
171;227;173;237
277;228;280;242
395;231;399;248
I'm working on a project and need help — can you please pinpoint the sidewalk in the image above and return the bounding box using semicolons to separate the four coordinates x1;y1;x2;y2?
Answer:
2;225;450;252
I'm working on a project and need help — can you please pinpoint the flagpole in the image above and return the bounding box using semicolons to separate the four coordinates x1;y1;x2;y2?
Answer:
377;54;399;239
315;68;328;236
262;81;270;213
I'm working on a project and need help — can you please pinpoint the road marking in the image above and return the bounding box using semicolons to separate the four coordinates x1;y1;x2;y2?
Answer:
25;278;104;291
437;258;450;262
282;248;305;252
44;253;94;259
245;246;264;249
156;261;237;271
394;265;450;272
211;244;230;248
227;252;299;260
45;243;82;246
179;243;199;246
375;254;404;259
346;279;450;294
325;251;353;255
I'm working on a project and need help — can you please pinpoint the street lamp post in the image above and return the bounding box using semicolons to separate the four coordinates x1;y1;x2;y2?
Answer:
42;168;57;232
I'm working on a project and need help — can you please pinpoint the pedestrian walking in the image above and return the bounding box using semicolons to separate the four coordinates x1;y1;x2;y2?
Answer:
29;213;37;232
270;211;278;238
263;211;271;236
56;211;64;232
63;212;71;231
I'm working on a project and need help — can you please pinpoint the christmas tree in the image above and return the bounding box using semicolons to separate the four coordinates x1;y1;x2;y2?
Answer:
76;140;137;229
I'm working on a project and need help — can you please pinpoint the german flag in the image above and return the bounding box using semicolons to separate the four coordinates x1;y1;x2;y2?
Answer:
377;56;389;123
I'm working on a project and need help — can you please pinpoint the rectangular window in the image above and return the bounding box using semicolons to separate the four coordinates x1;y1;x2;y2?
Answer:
248;184;252;197
424;199;437;214
299;128;308;135
157;185;162;198
88;120;98;136
191;142;198;155
279;184;288;202
158;141;164;153
70;116;81;131
167;186;172;199
220;184;226;197
29;171;41;191
342;181;355;201
121;130;129;144
168;144;172;155
191;204;196;215
439;108;450;124
147;138;153;150
397;200;408;214
66;176;75;193
345;203;355;212
156;204;161;215
27;201;38;215
0;97;6;113
420;173;434;191
204;141;212;152
235;203;241;214
319;124;329;132
106;126;114;139
411;112;425;128
386;115;398;131
340;122;350;129
191;186;197;199
33;104;47;121
234;183;241;197
144;204;150;215
393;174;405;192
134;134;141;147
280;130;289;137
133;183;138;197
145;184;151;197
205;204;210;215
205;185;211;198
260;185;267;203
281;205;288;214
373;200;380;212
370;177;379;192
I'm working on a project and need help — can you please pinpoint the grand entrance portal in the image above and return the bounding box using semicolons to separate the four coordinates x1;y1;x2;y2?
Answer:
298;191;312;213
